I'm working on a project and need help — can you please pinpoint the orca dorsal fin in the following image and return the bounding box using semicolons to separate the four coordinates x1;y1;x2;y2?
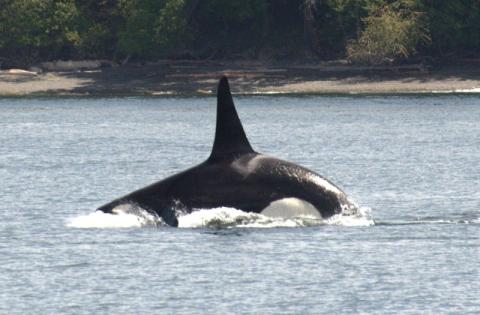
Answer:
208;76;254;161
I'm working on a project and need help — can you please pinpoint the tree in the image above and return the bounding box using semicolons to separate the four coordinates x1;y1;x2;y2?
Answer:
0;0;80;65
346;0;430;65
74;0;123;59
422;0;480;57
190;0;267;58
115;0;190;60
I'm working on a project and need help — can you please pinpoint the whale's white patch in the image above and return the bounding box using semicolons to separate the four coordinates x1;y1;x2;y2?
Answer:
246;154;270;172
260;197;322;219
307;174;342;194
231;154;269;177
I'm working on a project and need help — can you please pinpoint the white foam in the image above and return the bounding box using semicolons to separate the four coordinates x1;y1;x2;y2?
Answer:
67;201;373;229
325;207;375;227
177;207;320;228
178;207;260;228
66;205;163;229
454;87;480;93
432;87;480;94
177;206;373;229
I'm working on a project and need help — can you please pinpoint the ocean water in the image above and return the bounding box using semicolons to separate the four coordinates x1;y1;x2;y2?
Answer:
0;95;479;314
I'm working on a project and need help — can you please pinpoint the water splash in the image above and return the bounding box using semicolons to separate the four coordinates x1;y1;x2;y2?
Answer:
67;203;373;229
326;206;375;227
178;207;316;228
176;203;374;229
66;204;164;228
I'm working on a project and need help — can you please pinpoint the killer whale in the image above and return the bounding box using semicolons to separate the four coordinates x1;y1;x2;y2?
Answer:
98;77;355;226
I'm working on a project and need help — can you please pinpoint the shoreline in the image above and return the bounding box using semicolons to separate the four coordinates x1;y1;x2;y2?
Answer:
1;61;480;96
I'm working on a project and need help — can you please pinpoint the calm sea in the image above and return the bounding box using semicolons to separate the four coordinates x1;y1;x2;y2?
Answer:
0;95;479;314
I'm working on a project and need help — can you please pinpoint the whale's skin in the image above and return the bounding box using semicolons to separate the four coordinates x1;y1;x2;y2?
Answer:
98;77;353;226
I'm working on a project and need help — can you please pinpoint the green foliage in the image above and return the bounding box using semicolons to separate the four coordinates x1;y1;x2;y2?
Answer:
155;0;189;49
423;0;480;56
75;0;123;59
0;0;479;66
116;0;189;59
116;0;163;58
346;0;430;65
310;0;368;57
192;0;267;58
0;0;79;64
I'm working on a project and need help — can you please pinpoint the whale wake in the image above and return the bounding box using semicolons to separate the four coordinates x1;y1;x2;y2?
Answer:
67;202;374;229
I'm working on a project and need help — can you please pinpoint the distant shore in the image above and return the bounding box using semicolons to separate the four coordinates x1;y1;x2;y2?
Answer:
1;60;480;96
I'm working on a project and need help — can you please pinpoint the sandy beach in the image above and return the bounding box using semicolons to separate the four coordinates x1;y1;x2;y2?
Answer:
1;61;480;96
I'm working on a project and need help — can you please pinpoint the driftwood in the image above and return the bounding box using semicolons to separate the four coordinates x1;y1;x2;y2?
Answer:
0;69;38;76
290;63;429;73
39;60;116;72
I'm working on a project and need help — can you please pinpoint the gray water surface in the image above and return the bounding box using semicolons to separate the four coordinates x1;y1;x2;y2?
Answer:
1;95;479;314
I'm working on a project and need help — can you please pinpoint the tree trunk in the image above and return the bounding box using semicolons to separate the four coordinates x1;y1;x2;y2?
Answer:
185;0;200;22
303;0;317;53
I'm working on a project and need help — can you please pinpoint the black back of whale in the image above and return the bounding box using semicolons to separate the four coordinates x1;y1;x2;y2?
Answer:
98;77;351;226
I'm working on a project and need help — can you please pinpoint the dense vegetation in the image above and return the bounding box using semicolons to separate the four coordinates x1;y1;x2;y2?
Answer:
0;0;479;67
